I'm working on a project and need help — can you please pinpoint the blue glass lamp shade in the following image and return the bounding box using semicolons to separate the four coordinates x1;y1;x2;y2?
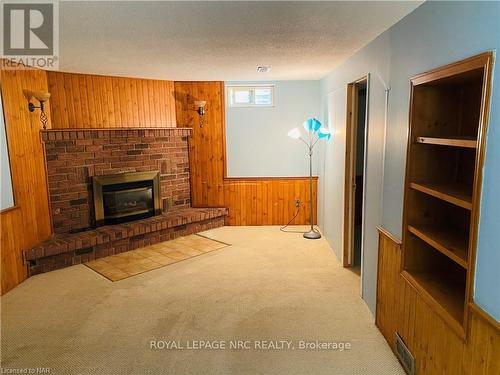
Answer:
289;118;331;143
318;127;331;140
303;118;321;132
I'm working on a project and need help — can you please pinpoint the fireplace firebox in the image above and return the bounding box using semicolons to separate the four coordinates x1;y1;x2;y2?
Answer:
93;171;161;226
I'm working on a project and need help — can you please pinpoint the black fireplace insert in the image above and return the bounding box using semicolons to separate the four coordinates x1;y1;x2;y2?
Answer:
93;171;161;226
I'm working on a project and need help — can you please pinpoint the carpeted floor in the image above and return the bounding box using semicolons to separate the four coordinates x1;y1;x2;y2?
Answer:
1;226;404;375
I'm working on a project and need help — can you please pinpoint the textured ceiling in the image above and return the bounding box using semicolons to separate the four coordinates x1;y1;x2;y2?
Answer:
57;1;422;81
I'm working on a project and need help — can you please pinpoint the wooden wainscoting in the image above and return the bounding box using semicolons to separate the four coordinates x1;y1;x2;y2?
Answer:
0;66;53;294
47;72;176;128
376;228;500;374
174;81;318;225
223;177;317;226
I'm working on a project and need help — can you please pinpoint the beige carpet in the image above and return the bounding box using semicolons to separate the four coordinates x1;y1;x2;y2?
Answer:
1;226;404;375
85;234;229;281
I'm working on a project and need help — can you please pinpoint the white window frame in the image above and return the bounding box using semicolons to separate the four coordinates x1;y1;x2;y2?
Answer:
226;84;275;108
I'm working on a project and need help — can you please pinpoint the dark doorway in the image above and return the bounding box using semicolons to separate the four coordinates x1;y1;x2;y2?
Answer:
344;77;368;280
353;82;366;270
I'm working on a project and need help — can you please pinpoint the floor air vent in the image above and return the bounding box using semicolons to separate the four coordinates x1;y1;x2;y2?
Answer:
395;333;415;375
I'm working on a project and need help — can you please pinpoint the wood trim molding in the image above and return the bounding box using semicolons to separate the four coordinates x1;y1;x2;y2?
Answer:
469;303;500;331
377;226;402;247
0;205;20;214
343;82;355;267
40;127;192;132
343;76;369;267
466;50;494;336
221;82;229;179
410;52;493;85
224;176;318;182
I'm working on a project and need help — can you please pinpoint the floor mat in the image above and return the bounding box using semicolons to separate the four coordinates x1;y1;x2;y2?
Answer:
85;234;229;281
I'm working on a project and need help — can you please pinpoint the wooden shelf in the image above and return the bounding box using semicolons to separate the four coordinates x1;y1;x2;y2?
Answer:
408;225;468;269
415;136;477;149
410;182;472;210
402;53;492;342
402;270;465;338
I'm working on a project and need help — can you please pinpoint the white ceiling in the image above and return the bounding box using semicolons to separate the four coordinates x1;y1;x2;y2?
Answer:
57;1;422;81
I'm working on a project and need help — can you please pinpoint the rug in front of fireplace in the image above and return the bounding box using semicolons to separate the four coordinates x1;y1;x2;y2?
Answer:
85;234;230;281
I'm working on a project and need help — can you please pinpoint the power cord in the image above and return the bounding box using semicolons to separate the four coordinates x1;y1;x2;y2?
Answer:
280;201;321;234
280;207;303;233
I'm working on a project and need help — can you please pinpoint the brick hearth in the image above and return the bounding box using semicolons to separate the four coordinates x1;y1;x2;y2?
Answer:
25;207;227;276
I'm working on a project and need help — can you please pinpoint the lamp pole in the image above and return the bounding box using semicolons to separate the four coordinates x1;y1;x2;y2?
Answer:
303;141;321;239
288;118;330;239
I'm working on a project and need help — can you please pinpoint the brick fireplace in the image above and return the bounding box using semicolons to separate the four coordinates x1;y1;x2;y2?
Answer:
24;128;227;276
43;128;191;233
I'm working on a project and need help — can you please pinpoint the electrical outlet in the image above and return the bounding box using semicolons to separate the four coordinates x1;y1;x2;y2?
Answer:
295;199;301;208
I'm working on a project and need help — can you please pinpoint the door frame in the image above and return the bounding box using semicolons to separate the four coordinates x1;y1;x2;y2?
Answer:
343;75;369;269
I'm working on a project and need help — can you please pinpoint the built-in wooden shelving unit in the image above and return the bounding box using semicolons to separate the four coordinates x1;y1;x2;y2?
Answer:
402;52;493;339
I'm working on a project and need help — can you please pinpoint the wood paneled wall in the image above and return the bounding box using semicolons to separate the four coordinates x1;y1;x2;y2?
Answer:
174;81;317;225
376;228;499;374
47;72;176;128
0;66;53;294
174;81;226;207
223;178;317;226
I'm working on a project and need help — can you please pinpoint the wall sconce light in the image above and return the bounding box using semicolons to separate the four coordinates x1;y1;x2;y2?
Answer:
194;100;207;128
23;90;51;129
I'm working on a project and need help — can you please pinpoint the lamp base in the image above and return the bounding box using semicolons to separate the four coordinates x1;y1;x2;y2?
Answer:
303;230;321;240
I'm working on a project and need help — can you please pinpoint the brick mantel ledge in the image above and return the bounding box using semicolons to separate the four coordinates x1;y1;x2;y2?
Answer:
40;127;192;141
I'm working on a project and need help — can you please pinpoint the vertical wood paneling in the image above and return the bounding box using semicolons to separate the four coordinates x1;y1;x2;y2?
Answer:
47;72;176;128
376;228;500;375
175;81;226;207
0;66;52;294
174;81;318;225
222;178;317;226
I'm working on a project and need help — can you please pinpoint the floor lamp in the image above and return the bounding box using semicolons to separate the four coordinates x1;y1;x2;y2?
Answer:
288;118;331;239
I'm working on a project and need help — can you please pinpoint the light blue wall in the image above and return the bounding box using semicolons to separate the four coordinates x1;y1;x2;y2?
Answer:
225;81;320;177
318;38;390;314
319;1;500;319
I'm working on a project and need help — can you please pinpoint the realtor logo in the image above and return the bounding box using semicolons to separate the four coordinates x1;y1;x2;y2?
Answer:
2;1;59;68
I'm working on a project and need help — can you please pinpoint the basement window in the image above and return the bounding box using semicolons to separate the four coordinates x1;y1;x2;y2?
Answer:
227;85;274;107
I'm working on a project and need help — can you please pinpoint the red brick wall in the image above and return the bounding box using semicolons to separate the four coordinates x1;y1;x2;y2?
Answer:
42;128;191;233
